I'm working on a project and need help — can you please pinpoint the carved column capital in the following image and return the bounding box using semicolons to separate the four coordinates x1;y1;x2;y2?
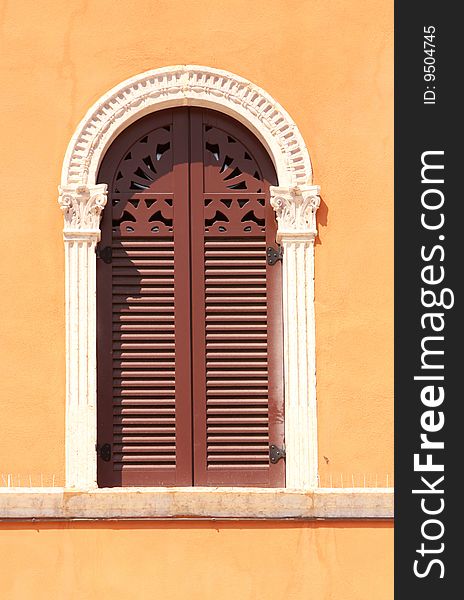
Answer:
270;185;320;242
58;184;108;237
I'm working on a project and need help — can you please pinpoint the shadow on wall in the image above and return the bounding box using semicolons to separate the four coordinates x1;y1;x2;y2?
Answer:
0;520;393;532
315;196;328;245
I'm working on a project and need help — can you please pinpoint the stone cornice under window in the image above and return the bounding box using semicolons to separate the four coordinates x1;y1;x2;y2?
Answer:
0;488;393;520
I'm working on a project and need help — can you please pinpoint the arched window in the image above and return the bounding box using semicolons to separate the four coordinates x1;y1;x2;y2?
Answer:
96;108;284;487
59;66;320;493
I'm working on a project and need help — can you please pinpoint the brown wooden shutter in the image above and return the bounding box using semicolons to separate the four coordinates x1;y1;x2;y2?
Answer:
189;109;284;486
97;107;284;487
97;109;193;486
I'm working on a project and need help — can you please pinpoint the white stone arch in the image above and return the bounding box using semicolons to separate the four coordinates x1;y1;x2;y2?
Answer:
61;65;313;189
59;65;320;490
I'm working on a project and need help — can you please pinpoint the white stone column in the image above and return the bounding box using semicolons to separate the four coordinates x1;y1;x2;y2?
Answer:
59;184;107;489
270;185;320;490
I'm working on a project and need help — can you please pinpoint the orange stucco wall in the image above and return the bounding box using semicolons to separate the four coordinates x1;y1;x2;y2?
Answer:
0;0;393;486
0;0;393;597
0;521;393;599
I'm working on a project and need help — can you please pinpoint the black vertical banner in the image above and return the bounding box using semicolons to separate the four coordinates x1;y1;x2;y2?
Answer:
395;4;460;597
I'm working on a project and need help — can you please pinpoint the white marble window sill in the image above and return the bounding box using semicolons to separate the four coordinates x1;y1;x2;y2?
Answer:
0;487;393;520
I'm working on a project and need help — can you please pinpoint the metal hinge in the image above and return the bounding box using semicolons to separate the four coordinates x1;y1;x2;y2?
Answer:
96;443;112;462
269;444;286;464
96;245;112;264
267;246;283;265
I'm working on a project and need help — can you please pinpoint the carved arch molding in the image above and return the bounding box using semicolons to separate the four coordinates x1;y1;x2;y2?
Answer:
59;65;321;490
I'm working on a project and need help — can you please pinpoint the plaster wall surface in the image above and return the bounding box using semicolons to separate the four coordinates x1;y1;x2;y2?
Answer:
0;521;393;600
0;1;393;596
0;0;393;485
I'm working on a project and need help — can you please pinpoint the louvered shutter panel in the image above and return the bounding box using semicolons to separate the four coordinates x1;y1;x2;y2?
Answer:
190;109;285;486
97;109;193;486
97;107;284;488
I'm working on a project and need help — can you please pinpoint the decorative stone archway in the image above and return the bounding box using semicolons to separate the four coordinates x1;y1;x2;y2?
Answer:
59;65;320;490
